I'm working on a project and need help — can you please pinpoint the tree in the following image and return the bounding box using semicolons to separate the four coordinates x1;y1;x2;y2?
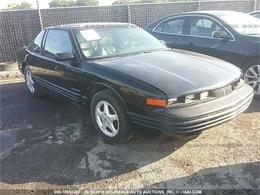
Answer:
20;2;32;9
49;0;74;8
49;0;99;7
113;0;129;4
75;0;99;6
7;2;32;9
113;0;168;5
7;3;20;9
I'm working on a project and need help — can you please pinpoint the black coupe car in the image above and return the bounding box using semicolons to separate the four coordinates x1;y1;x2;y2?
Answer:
145;11;260;97
16;23;253;143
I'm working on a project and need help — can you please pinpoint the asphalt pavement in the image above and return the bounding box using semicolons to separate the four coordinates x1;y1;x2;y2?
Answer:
0;78;259;194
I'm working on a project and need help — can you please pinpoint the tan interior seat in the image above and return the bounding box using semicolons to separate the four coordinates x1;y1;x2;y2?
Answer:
99;37;116;56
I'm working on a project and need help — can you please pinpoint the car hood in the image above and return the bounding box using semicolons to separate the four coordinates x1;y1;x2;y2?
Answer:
95;50;241;98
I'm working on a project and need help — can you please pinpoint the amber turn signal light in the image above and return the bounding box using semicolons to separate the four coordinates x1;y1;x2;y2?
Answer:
146;98;167;107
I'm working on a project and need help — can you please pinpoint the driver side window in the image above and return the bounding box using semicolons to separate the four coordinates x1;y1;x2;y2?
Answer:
28;30;45;53
43;30;73;58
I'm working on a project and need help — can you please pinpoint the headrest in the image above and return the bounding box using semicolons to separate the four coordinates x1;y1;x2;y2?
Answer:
99;37;113;46
80;41;94;49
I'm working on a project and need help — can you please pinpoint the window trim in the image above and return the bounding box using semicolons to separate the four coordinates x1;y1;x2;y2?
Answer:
27;30;46;54
154;16;187;36
70;29;85;63
152;16;187;36
152;14;235;41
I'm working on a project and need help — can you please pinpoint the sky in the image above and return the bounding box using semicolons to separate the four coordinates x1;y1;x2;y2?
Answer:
0;0;117;9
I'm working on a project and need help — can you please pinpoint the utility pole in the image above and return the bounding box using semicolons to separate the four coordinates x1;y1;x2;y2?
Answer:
36;0;43;30
198;0;201;11
128;0;131;23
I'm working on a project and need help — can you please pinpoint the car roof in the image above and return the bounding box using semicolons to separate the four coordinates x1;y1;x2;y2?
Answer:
165;10;246;18
145;10;245;27
45;22;136;30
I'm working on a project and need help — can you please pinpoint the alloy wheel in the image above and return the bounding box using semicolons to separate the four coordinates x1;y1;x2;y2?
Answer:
244;65;260;95
95;100;119;137
26;69;35;93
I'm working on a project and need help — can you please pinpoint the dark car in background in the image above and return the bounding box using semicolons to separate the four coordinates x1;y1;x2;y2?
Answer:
250;10;260;19
16;23;253;143
145;11;260;97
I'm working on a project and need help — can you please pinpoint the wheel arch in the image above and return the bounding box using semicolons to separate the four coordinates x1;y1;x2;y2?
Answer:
21;61;28;74
87;83;128;112
20;54;30;74
242;56;260;69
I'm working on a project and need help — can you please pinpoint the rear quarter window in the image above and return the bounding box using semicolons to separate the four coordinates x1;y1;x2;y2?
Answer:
155;18;186;35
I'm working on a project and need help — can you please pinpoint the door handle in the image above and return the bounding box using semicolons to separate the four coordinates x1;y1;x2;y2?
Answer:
189;42;194;46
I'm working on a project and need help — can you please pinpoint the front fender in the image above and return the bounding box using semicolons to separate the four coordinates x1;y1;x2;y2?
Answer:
87;82;128;112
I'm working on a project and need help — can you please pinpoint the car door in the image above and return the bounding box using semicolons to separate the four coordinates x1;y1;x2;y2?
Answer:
32;29;87;103
151;16;190;50
184;16;240;64
26;30;46;78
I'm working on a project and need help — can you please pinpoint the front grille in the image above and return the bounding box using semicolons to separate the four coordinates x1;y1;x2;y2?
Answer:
170;79;244;107
209;79;243;98
128;87;253;133
209;84;233;97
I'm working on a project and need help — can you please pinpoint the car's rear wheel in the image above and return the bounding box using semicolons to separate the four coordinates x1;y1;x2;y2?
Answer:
90;89;131;144
24;66;42;97
243;62;260;98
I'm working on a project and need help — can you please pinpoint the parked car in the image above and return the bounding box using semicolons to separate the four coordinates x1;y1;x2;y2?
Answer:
16;23;253;143
250;10;260;19
145;11;260;97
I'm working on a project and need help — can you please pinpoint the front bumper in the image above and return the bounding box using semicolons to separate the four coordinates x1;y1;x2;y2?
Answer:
127;84;253;133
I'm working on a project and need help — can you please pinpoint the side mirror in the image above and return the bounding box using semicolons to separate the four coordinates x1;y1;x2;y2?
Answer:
212;31;231;40
55;52;74;61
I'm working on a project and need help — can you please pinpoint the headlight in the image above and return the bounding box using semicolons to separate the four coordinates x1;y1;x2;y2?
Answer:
185;94;196;103
239;70;243;79
198;91;209;100
171;80;242;107
178;91;211;104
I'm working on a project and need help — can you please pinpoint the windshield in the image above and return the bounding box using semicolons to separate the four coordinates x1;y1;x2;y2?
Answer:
74;25;166;59
219;12;260;35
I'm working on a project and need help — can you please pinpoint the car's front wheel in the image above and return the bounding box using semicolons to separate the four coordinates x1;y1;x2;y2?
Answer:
90;89;131;144
243;62;260;98
24;66;41;97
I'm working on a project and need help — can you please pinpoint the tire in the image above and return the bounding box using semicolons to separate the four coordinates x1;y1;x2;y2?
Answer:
242;60;260;99
24;66;42;97
90;89;131;144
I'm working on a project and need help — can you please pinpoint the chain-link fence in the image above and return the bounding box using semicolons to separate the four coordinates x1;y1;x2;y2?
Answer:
0;10;40;62
0;0;259;62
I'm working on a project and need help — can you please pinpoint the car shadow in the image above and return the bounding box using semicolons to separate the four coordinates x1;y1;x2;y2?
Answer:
0;81;198;185
244;98;260;113
142;162;260;191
